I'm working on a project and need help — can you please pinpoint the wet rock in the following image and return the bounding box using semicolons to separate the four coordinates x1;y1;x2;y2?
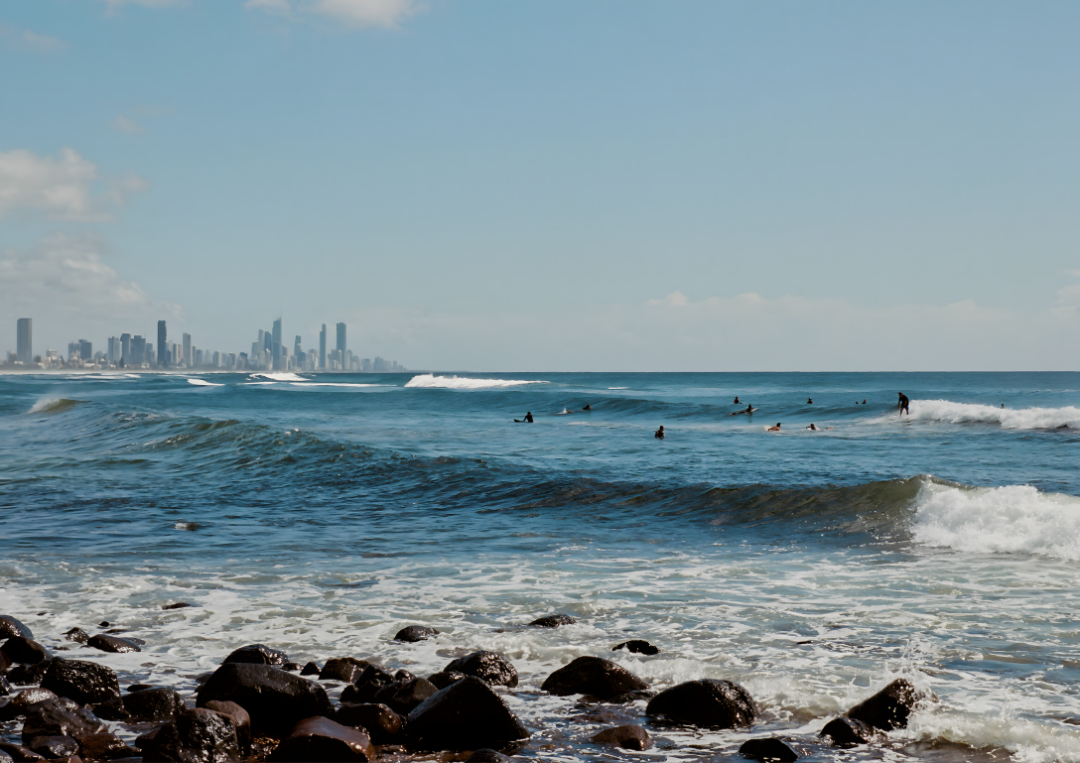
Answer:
42;661;121;706
464;751;511;762
62;631;88;646
0;650;11;673
541;656;648;700
126;684;154;693
77;733;134;761
340;665;394;704
161;603;191;610
97;623;109;629
426;671;466;690
283;662;301;672
299;662;321;677
1;638;50;666
204;700;251;755
1;675;11;696
0;689;59;720
406;676;530;751
334;703;402;745
606;689;656;704
739;737;799;762
195;663;332;735
85;636;140;655
122;687;184;722
529;614;575;628
646;679;757;729
612;640;660;656
6;661;52;687
394;626;438;643
319;657;368;683
222;644;287;667
0;742;44;762
590;724;651;751
90;697;128;722
0;752;10;763
374;677;438;715
0;616;33;640
268;716;374;762
22;699;106;742
819;716;874;746
141;707;240;763
443;651;519;688
28;735;79;759
846;678;920;731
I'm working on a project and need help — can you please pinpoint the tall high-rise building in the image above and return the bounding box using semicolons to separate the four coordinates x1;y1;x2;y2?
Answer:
293;335;302;360
157;321;167;366
16;318;31;364
272;317;283;371
336;323;346;360
79;340;92;361
182;333;192;367
108;337;121;363
319;324;327;370
120;333;131;364
131;335;145;365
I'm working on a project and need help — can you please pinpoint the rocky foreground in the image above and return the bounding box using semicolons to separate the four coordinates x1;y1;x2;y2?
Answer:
0;613;931;762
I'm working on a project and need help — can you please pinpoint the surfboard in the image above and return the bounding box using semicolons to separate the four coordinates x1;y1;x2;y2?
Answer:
730;408;757;416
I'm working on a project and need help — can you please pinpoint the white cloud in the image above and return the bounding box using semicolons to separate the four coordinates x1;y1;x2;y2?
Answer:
246;0;420;28
0;147;146;221
99;0;183;10
113;115;144;135
245;0;292;14
21;30;65;51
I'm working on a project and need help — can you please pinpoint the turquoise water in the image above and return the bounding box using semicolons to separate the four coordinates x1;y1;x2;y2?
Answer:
2;371;1080;761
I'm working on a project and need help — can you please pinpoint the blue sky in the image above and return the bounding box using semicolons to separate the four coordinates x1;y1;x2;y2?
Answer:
2;0;1079;370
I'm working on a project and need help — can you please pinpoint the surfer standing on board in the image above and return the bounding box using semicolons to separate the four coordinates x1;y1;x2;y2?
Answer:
898;393;910;416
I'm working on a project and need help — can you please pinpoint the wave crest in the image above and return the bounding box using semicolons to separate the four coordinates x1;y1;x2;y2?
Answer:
404;374;547;389
28;398;86;414
907;399;1080;430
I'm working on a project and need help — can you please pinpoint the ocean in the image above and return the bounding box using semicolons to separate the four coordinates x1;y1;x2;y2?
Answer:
2;370;1080;761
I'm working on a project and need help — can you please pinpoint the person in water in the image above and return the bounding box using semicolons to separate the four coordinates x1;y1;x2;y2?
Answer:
862;399;867;404
767;423;782;431
655;425;665;439
734;397;741;404
807;423;819;431
520;412;534;423
583;404;592;410
807;398;813;404
897;393;909;416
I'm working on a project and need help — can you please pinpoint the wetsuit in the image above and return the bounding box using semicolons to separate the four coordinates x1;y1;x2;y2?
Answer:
898;394;909;415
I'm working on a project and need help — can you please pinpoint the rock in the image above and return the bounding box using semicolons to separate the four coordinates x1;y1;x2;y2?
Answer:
77;733;134;761
0;688;58;720
646;679;757;729
406;676;530;751
204;700;251;754
340;665;395;704
739;737;799;762
443;651;519;688
42;661;121;706
0;752;10;763
0;742;45;762
319;657;369;683
141;707;240;763
846;678;919;731
541;656;648;700
612;640;660;656
268;716;374;762
22;699;106;742
373;677;438;715
0;650;11;673
300;662;321;676
0;616;33;640
91;697;128;722
28;736;79;759
427;671;466;690
529;614;575;628
222;644;287;667
97;623;109;628
591;724;651;750
819;716;874;746
1;638;50;665
464;751;511;762
283;662;302;672
393;625;438;643
162;603;191;610
334;703;403;745
126;684;154;693
86;636;141;655
63;630;89;646
1;675;11;696
195;663;332;735
7;662;52;687
122;687;184;721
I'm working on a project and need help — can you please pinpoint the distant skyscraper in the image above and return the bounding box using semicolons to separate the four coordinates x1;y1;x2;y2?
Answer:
16;318;31;364
108;337;120;363
272;317;283;371
79;340;92;361
294;335;302;360
182;333;192;367
157;321;167;366
120;333;131;364
319;324;327;370
131;335;145;365
336;323;346;360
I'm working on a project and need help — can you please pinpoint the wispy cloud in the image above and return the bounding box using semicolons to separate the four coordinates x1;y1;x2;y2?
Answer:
246;0;421;29
0;26;66;52
98;0;184;11
113;115;144;135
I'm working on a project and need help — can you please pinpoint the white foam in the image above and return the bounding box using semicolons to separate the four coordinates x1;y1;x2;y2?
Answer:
404;374;547;389
187;379;223;387
904;399;1080;430
286;382;388;388
250;372;308;382
28;397;78;414
912;482;1080;560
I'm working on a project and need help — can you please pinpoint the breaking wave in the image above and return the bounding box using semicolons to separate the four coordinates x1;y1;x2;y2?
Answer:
250;372;308;382
404;374;547;389
28;398;86;414
187;379;223;387
907;399;1080;430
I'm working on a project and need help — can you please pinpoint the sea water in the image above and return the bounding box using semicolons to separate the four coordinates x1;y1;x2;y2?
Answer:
2;371;1080;761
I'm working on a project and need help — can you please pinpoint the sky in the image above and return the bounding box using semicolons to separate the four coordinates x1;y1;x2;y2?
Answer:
1;0;1079;371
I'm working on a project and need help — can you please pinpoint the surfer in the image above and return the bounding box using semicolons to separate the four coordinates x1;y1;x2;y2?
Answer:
515;412;534;423
767;423;782;431
897;393;910;416
807;423;819;431
734;397;741;404
654;425;665;440
806;398;813;404
730;404;754;416
583;404;592;411
862;399;866;404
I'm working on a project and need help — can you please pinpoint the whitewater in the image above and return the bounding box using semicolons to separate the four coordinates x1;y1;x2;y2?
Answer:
2;371;1080;762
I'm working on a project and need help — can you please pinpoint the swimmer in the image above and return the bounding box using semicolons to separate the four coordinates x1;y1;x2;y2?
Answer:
807;398;813;404
807;423;819;431
655;425;665;440
767;423;782;431
862;399;866;404
1001;404;1005;409
514;412;534;423
734;396;741;404
897;392;909;416
583;404;592;411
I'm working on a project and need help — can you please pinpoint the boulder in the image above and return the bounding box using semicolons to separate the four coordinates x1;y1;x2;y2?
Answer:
646;679;757;728
126;684;154;693
86;636;141;654
78;733;134;761
283;662;302;672
541;656;648;700
42;661;121;706
141;707;240;763
0;688;58;720
268;716;374;762
0;743;42;762
1;638;50;665
319;658;368;683
427;671;466;690
819;716;874;746
406;676;530;751
738;737;799;762
222;644;287;667
373;677;438;715
6;661;52;687
1;675;11;696
529;614;575;628
334;703;402;745
162;603;191;610
340;664;394;704
0;616;33;640
28;736;79;759
204;701;251;755
122;687;184;722
195;663;332;735
590;724;651;750
612;640;660;656
22;699;106;742
0;650;11;673
300;662;321;676
846;678;919;731
443;651;518;688
393;626;438;643
464;751;512;762
63;630;89;645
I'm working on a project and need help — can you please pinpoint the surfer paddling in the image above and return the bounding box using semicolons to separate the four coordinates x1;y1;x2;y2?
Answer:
767;423;782;432
897;393;910;417
731;404;754;416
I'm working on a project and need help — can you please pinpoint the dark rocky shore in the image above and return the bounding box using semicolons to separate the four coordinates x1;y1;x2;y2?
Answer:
1;612;936;762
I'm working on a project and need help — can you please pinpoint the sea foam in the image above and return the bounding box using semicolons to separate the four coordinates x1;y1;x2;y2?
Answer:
250;372;308;382
404;374;547;389
187;379;223;387
906;399;1080;430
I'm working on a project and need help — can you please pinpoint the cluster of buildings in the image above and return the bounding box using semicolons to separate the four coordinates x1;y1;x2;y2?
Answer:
2;317;408;374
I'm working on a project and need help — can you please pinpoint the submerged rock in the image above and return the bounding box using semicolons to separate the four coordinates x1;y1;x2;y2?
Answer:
87;635;142;654
612;640;660;656
406;676;530;751
42;660;121;706
646;679;757;728
196;663;332;735
739;737;799;762
63;629;89;645
268;716;374;762
335;702;403;745
846;678;921;731
443;651;519;688
319;657;369;683
161;603;191;610
0;616;33;641
222;644;288;667
541;656;648;700
1;638;50;666
591;724;651;750
394;625;438;643
529;614;575;628
820;716;874;747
